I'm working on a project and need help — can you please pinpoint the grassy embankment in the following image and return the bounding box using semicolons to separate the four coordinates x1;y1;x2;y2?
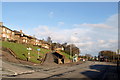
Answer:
2;41;51;63
1;41;70;63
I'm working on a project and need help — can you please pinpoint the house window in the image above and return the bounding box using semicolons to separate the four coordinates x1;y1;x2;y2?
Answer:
26;40;27;43
21;34;23;36
7;35;10;38
3;28;5;32
12;32;14;35
3;34;6;37
23;39;25;42
7;30;11;33
36;40;39;42
0;28;2;33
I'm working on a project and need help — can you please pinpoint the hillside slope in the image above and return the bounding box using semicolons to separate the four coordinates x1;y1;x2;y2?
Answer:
2;41;51;63
1;41;70;64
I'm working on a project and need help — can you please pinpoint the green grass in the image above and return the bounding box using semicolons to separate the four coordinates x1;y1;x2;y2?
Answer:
59;51;70;59
1;41;70;64
2;41;51;63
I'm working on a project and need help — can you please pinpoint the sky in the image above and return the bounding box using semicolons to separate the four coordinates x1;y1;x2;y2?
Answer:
2;2;118;56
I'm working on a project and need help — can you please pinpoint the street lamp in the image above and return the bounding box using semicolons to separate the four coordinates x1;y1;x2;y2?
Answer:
73;33;78;62
70;32;79;62
70;44;72;60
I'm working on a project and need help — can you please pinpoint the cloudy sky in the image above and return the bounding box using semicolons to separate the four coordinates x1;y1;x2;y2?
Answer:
2;2;118;56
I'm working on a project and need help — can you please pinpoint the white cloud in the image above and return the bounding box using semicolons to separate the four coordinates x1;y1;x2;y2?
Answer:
105;14;118;28
76;41;94;47
109;40;118;43
58;22;64;26
98;40;105;44
32;14;118;56
70;36;79;42
74;14;118;30
80;23;112;29
73;23;111;29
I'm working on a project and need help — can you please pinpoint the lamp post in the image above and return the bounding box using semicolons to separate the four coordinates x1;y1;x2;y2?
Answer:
73;33;78;62
70;44;72;60
70;32;78;62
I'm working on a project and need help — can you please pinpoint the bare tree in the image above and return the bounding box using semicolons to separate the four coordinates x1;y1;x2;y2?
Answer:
47;36;52;44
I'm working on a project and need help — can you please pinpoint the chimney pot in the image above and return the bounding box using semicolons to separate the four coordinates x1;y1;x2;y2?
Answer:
20;30;22;33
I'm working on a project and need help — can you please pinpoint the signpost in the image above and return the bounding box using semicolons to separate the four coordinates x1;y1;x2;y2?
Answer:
37;48;40;58
27;47;32;61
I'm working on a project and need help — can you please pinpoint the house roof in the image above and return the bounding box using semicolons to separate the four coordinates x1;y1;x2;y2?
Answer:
27;35;36;39
13;30;37;39
0;26;13;32
13;30;21;34
14;30;29;37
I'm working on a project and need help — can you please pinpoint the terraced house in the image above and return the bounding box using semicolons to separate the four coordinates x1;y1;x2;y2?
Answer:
0;22;15;41
13;30;28;44
13;30;41;46
0;22;51;49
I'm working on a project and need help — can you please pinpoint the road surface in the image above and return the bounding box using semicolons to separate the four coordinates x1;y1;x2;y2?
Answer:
2;61;119;80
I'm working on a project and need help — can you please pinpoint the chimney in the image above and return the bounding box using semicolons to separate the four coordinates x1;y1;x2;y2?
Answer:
20;30;22;33
0;22;3;26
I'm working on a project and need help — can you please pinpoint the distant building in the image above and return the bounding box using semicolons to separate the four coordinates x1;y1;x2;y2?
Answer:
55;47;64;51
41;41;50;49
13;30;40;45
52;43;64;51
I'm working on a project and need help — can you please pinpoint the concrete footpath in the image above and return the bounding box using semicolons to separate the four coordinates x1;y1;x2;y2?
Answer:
1;61;120;80
2;61;35;77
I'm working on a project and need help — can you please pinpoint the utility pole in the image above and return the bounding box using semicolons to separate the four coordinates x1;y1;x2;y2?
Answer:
70;44;72;60
118;49;120;61
116;49;120;61
70;32;78;62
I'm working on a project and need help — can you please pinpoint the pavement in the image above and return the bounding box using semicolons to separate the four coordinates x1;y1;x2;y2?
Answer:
2;61;35;77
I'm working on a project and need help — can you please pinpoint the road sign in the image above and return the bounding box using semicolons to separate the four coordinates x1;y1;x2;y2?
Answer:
37;49;40;51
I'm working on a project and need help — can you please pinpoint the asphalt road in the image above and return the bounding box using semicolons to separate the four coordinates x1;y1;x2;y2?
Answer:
2;61;120;80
